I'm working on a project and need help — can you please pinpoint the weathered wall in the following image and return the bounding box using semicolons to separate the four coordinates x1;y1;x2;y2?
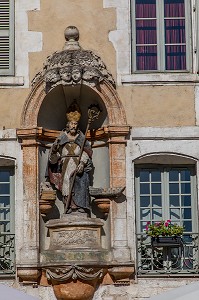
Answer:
118;85;195;127
0;0;196;129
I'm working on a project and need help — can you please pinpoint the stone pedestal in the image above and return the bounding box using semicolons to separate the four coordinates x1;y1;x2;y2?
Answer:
41;214;110;300
41;214;110;265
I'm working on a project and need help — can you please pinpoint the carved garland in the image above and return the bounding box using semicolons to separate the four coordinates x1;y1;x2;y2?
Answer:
46;266;103;282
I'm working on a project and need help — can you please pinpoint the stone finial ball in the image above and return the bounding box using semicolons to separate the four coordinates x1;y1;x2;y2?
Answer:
64;26;79;41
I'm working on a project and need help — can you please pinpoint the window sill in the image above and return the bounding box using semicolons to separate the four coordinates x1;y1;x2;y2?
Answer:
0;76;24;87
121;73;199;85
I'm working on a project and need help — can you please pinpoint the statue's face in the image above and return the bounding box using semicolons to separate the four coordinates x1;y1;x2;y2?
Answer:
68;121;78;136
72;67;81;82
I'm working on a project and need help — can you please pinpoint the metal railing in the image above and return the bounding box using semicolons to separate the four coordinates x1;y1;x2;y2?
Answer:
137;233;199;275
0;233;15;275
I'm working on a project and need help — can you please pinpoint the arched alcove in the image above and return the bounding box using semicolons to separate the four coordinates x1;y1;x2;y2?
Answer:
21;77;127;129
37;84;108;131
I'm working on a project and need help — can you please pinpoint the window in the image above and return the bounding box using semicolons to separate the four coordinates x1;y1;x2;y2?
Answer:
0;168;15;275
131;0;191;72
0;0;14;75
135;165;199;275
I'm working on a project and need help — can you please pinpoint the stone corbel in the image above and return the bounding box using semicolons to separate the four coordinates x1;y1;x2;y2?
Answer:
17;266;41;285
108;266;135;286
90;187;125;217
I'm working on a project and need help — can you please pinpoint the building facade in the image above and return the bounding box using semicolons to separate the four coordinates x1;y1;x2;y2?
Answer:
0;0;199;299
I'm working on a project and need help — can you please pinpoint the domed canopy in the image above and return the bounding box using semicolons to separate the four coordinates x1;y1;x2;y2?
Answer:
43;26;115;93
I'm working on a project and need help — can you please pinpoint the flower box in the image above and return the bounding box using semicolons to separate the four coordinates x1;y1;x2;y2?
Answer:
151;236;182;247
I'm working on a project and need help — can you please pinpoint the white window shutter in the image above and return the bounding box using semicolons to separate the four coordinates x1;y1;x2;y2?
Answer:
0;0;14;75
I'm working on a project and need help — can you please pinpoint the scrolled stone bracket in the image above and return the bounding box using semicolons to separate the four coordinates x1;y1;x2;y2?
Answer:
46;266;103;282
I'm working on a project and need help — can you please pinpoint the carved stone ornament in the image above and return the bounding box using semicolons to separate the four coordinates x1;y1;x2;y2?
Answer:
32;26;116;92
46;266;103;282
45;266;103;300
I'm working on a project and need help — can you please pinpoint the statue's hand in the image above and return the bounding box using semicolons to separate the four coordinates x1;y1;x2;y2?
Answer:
52;143;59;153
76;161;84;174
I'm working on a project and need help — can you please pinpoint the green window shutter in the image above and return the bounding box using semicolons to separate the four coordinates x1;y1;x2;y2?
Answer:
0;0;14;75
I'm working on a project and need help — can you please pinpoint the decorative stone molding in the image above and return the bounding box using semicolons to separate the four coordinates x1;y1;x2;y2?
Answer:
33;26;116;93
45;266;103;300
46;266;103;282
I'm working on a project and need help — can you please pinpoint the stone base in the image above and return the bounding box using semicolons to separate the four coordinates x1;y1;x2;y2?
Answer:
52;279;98;300
42;213;111;264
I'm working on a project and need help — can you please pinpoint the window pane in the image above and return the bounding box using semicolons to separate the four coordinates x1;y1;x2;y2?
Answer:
165;19;185;44
180;169;191;181
169;170;179;181
140;170;150;182
140;221;149;232
0;208;10;221
0;171;10;182
140;196;150;207
0;184;10;194
140;208;150;220
136;46;157;70
183;221;192;232
170;208;180;220
136;0;156;18
165;45;186;70
152;196;162;207
136;20;157;44
181;183;191;194
181;195;191;206
164;0;185;18
169;183;179;194
170;195;180;207
182;208;192;219
152;208;162;220
151;170;161;181
0;196;10;207
140;183;150;194
151;183;161;194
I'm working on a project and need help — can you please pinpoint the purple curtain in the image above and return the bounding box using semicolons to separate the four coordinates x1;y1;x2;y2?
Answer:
164;0;186;70
135;0;157;70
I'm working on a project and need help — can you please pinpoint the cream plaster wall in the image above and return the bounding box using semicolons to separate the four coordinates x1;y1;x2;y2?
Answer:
0;0;197;129
28;0;116;82
118;85;196;127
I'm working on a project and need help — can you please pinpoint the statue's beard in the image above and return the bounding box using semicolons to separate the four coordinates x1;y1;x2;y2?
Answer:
69;128;77;135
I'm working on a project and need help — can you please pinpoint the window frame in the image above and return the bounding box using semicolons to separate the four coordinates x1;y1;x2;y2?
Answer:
131;0;192;73
0;0;15;76
0;166;15;276
135;164;198;235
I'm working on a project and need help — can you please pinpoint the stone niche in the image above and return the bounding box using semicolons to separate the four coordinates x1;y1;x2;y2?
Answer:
17;26;133;300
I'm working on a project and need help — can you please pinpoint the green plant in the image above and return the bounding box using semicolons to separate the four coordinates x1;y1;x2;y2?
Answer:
145;220;184;237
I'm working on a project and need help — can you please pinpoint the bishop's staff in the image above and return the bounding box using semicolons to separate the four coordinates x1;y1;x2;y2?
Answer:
64;104;101;213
